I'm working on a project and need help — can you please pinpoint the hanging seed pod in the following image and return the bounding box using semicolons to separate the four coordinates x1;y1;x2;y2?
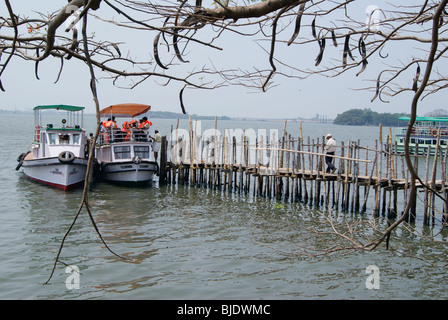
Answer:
54;56;64;84
287;3;305;46
90;78;95;92
173;31;189;63
154;32;168;69
179;85;187;114
412;63;421;92
311;16;317;39
342;34;354;68
331;29;338;47
356;37;368;76
111;43;121;58
162;17;171;51
315;37;326;66
371;71;384;102
173;1;189;64
66;28;78;60
35;48;40;80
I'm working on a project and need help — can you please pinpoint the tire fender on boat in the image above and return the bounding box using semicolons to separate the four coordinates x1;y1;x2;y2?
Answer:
58;151;75;164
431;129;439;137
132;156;141;164
15;151;31;171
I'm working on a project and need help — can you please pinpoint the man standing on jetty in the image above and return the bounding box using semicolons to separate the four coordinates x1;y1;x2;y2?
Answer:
324;133;337;173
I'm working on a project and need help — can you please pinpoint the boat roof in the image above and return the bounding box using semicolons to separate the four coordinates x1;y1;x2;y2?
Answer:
399;116;448;122
100;103;151;118
34;105;85;111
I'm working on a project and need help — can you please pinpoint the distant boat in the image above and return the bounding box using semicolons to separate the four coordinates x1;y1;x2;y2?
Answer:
95;103;158;184
394;116;448;155
16;105;89;191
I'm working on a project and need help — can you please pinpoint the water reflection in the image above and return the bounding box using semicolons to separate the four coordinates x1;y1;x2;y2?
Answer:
4;114;448;299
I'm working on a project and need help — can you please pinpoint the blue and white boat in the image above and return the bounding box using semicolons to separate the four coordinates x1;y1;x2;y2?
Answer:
16;105;89;191
95;103;158;184
395;116;448;155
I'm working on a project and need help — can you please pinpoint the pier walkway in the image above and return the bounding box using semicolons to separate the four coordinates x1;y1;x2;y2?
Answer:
158;119;448;225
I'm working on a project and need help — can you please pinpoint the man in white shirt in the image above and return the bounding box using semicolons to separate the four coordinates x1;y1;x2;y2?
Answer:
152;130;162;161
324;133;337;173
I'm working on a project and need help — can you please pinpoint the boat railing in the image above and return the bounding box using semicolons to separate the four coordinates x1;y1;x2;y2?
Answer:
403;127;448;137
98;127;150;144
34;125;41;143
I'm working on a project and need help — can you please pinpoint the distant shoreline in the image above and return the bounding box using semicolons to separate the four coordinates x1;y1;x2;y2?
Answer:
0;109;333;123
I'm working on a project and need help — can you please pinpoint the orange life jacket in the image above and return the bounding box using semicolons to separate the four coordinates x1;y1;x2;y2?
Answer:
104;120;117;128
138;120;150;129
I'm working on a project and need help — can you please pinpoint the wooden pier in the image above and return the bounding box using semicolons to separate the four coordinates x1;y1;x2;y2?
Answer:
158;118;448;225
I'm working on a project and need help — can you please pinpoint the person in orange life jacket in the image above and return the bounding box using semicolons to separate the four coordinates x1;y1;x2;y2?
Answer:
100;119;108;143
121;121;130;141
100;117;118;143
122;120;137;141
103;116;117;129
122;121;128;131
118;118;139;141
138;117;152;131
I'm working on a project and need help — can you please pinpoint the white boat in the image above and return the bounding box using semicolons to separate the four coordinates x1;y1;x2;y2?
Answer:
395;116;448;155
16;105;89;191
95;103;158;184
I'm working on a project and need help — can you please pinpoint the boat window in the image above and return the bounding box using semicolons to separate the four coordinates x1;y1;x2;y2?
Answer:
48;133;56;145
425;140;432;145
441;140;447;145
134;146;150;158
411;138;415;143
72;134;81;145
418;139;425;144
114;146;131;159
59;134;70;144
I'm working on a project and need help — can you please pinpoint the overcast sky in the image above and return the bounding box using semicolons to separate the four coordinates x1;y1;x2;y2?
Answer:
1;1;446;119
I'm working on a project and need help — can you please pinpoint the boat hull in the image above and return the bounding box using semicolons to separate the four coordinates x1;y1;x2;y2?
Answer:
100;161;158;183
22;157;88;191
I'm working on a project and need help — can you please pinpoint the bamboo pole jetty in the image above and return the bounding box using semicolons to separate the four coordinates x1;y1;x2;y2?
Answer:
158;119;448;225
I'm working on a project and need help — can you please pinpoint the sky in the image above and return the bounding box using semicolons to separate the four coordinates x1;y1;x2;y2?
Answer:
1;1;446;120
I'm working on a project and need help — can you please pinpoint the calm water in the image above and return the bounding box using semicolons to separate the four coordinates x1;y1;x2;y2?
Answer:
1;113;447;300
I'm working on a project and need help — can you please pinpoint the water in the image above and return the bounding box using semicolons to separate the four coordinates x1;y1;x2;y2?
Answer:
1;113;448;300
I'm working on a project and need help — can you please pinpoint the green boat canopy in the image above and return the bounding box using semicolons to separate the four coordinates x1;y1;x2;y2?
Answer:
34;105;85;111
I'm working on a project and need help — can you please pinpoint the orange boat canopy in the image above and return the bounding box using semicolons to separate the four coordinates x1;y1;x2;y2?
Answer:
100;103;151;118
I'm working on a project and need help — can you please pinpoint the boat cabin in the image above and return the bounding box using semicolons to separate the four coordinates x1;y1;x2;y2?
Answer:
96;143;152;163
96;103;153;163
395;116;448;154
32;105;87;160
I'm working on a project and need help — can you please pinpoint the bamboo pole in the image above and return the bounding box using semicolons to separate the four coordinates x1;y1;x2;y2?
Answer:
424;145;431;225
252;148;371;163
442;147;448;224
428;129;441;225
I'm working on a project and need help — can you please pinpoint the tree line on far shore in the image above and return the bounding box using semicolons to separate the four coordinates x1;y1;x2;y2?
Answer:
333;108;409;127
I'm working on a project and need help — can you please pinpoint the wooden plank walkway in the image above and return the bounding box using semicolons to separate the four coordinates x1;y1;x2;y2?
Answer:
158;118;448;225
